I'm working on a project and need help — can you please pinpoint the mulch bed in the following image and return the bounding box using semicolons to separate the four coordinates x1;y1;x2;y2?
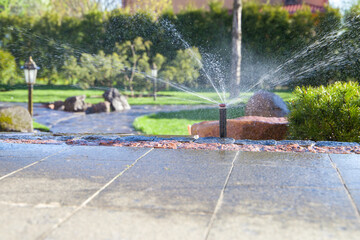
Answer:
2;138;360;154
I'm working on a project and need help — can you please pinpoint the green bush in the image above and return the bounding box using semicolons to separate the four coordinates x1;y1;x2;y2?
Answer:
288;81;360;142
0;49;18;85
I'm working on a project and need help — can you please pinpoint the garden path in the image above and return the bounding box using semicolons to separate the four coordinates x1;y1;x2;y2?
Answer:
0;102;209;134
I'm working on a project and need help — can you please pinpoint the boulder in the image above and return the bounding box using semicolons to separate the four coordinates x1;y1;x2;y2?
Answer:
0;106;33;132
103;88;131;111
54;101;65;111
64;95;87;112
86;101;111;114
245;90;289;117
191;116;288;140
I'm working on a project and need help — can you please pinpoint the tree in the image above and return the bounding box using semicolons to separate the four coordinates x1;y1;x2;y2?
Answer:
116;37;153;96
0;49;17;84
161;47;202;87
230;0;242;98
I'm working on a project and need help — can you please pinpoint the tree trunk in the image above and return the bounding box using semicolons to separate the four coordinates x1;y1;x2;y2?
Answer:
230;0;242;99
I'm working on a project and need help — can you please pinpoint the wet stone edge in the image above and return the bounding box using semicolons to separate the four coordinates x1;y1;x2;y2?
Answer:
0;133;359;148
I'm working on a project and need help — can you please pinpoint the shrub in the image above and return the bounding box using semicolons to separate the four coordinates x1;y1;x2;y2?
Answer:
0;49;17;85
288;81;360;142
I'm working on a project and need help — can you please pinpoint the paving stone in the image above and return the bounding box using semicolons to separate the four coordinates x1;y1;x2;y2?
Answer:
154;136;197;142
0;146;152;206
47;208;211;240
0;203;75;240
194;137;235;144
315;141;360;147
234;139;277;145
276;140;315;146
336;169;360;190
0;142;67;159
235;151;332;168
350;190;360;211
0;156;43;177
227;164;343;188
117;135;156;142
88;148;237;213
329;154;360;169
208;186;360;240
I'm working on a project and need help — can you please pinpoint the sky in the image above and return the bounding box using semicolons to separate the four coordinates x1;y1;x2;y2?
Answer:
329;0;358;11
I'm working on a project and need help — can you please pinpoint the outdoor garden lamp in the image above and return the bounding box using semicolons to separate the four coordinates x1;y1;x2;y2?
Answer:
151;63;158;101
22;56;40;116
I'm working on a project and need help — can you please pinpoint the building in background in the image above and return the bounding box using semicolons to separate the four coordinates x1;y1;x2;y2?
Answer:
121;0;329;14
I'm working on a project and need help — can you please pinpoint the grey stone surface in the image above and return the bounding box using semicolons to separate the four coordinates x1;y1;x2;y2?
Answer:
330;154;360;190
236;151;332;168
277;140;315;146
47;208;210;240
316;141;360;147
0;142;360;239
194;137;235;144
88;149;237;213
234;139;277;145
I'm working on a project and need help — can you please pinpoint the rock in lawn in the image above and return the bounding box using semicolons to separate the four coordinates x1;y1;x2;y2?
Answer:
64;95;87;112
0;106;33;132
103;88;131;111
245;90;289;117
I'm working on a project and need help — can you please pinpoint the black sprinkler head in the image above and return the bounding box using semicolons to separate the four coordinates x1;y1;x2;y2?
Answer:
219;104;227;138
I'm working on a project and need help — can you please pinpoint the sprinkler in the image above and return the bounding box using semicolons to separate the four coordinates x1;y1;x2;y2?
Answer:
219;103;227;138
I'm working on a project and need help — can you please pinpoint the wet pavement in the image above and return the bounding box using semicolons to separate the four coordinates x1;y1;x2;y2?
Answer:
0;102;209;134
0;141;359;239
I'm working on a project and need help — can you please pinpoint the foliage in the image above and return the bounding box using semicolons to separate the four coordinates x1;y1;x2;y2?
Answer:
0;1;354;91
288;81;360;142
133;106;245;135
0;49;18;85
161;47;201;87
63;51;124;88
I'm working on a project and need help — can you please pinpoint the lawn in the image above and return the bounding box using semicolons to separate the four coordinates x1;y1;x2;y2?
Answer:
0;85;294;105
133;106;245;135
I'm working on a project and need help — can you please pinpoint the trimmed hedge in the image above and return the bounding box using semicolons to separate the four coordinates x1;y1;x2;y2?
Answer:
288;81;360;142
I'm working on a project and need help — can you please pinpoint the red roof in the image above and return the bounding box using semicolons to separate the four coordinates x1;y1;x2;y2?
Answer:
283;4;325;14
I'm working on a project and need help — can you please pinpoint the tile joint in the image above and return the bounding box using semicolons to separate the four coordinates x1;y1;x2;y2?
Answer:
35;148;155;240
204;151;240;240
328;154;360;221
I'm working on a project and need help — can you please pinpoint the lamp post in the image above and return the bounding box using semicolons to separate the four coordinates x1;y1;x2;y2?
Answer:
151;63;158;101
22;56;39;116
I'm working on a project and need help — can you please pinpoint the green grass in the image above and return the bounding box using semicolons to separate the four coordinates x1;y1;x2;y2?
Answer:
0;85;294;105
133;106;245;135
33;121;50;132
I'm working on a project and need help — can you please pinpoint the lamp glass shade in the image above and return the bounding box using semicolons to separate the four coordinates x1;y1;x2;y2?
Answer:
24;68;37;84
151;69;158;78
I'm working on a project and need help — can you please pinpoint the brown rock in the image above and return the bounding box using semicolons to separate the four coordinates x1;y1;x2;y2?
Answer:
0;106;33;132
64;95;87;112
191;116;288;140
86;101;111;114
103;88;131;111
245;90;289;117
54;101;64;110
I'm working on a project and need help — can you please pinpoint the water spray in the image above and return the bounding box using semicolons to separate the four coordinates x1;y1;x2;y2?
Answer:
219;104;227;138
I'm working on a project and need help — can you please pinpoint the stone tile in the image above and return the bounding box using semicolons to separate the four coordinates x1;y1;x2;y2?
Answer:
47;207;211;240
235;151;332;168
350;190;360;211
0;142;67;158
195;137;235;144
337;169;360;190
0;156;41;177
0;146;152;206
228;164;342;188
208;186;360;240
52;145;151;162
88;149;237;212
208;213;360;240
0;203;74;240
330;154;360;169
316;141;359;147
234;139;277;145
